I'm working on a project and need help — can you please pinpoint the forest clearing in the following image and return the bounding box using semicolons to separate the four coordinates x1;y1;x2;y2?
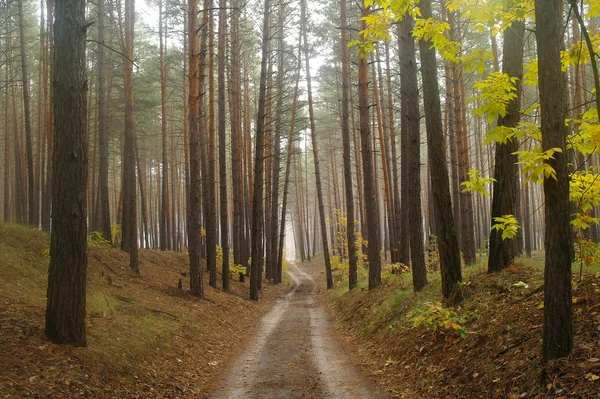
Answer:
2;0;600;397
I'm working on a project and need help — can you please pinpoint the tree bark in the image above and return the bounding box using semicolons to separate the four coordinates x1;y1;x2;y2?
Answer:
488;20;525;272
187;0;204;298
45;0;88;346
218;0;230;290
399;15;427;291
277;37;302;283
120;0;139;273
250;0;270;301
159;0;171;251
535;0;573;363
301;0;333;289
358;5;381;290
97;0;112;245
418;0;462;303
268;0;285;284
203;3;218;288
340;0;358;289
18;0;37;227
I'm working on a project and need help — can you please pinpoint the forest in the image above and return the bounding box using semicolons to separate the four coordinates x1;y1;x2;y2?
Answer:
1;0;600;397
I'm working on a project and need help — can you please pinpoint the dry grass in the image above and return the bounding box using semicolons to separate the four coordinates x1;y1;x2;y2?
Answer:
0;223;290;398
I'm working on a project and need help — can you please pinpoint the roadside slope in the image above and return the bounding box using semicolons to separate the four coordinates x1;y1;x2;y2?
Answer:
326;255;600;398
0;223;289;398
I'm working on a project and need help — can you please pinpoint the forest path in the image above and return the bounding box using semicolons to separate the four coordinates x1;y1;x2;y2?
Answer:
208;261;388;399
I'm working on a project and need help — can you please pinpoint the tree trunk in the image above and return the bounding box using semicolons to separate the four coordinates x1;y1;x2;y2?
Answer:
120;0;139;273
97;0;112;245
3;25;10;222
218;0;230;290
159;0;171;251
399;15;427;291
535;0;573;363
18;0;37;227
358;5;381;290
340;0;358;288
206;3;218;288
45;0;88;346
268;0;285;284
187;0;204;298
301;0;333;289
230;0;243;269
488;19;525;272
250;0;270;301
418;0;462;303
278;37;302;281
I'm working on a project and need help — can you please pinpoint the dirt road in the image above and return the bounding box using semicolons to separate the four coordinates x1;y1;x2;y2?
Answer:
208;262;387;399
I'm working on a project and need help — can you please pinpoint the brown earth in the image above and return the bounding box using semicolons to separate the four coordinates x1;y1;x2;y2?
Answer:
0;223;290;398
207;260;390;399
326;256;600;399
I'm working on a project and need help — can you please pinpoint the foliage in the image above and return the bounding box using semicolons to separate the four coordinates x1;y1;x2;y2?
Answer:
484;122;538;145
523;58;538;86
575;238;600;276
460;169;495;196
445;0;532;34
461;49;494;74
389;263;410;274
426;235;440;271
571;108;600;154
329;209;367;267
216;245;223;267
570;170;600;229
491;214;520;240
413;18;460;62
514;147;562;183
408;302;473;339
111;223;122;245
88;231;112;247
381;263;410;283
331;255;348;272
229;264;247;279
470;72;518;123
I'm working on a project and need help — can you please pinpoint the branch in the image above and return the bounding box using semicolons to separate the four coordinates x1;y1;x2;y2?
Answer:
87;39;139;69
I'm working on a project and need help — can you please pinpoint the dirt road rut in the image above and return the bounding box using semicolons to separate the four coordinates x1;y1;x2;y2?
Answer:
208;262;387;399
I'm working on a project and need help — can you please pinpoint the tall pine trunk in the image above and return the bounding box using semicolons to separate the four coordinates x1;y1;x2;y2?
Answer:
97;0;112;245
340;0;358;289
488;19;525;272
417;0;462;303
250;0;270;301
45;0;88;347
187;0;204;298
218;0;230;290
18;0;37;226
301;0;333;289
358;5;381;290
399;15;427;291
536;0;573;363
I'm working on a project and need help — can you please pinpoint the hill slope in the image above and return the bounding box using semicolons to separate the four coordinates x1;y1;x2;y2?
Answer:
0;223;289;398
326;256;600;398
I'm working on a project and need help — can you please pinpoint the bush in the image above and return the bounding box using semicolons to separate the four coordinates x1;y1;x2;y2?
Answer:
408;301;474;339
